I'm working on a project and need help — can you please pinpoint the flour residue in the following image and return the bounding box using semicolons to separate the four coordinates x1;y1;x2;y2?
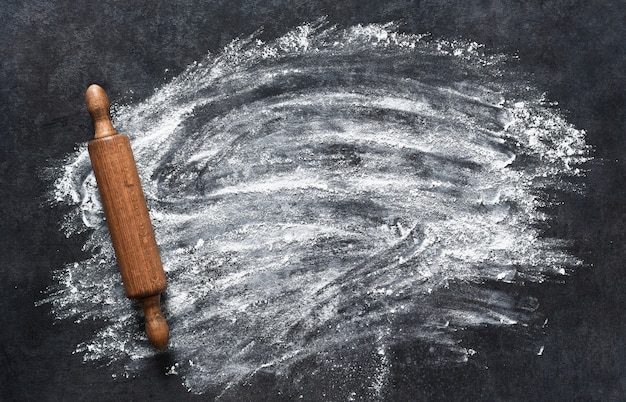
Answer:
41;21;590;397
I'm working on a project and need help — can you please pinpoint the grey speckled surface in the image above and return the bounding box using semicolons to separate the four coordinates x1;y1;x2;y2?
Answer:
1;1;625;400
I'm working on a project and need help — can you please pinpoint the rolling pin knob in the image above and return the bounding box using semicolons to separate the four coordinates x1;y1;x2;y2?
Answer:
86;84;117;139
140;295;169;350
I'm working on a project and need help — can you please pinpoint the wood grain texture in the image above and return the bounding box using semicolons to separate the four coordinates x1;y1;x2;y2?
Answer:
86;84;168;349
88;134;166;298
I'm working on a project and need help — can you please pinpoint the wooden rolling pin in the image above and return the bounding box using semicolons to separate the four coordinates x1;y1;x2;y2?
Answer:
86;84;168;349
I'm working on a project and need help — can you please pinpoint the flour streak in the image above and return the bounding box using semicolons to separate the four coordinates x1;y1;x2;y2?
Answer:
41;22;590;396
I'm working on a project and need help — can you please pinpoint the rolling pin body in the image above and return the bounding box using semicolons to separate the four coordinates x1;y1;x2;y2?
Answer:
86;84;168;349
88;135;166;298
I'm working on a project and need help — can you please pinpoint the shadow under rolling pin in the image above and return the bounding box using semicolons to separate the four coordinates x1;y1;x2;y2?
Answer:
86;84;169;349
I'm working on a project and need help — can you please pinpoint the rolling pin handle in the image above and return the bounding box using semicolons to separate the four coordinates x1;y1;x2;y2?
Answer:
140;294;169;350
86;84;118;139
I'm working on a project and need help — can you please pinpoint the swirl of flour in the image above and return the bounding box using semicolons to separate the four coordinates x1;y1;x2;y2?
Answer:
43;22;589;396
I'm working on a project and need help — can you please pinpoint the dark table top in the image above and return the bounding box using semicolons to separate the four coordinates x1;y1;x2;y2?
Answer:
1;1;624;400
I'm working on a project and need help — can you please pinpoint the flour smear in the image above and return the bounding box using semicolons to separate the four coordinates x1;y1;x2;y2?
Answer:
41;21;590;398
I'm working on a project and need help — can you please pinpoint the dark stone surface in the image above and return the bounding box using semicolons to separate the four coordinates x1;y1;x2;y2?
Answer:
1;1;624;400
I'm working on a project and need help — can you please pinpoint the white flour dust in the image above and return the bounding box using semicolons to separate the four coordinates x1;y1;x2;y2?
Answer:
41;22;590;397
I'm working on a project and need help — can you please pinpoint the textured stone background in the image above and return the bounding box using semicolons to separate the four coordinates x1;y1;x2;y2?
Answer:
1;1;624;400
